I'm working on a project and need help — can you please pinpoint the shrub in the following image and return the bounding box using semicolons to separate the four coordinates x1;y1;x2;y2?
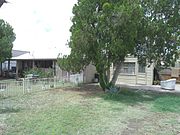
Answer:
23;68;54;78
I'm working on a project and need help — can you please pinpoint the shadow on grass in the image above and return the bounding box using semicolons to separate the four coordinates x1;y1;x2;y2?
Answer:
63;84;180;113
0;107;21;114
101;89;155;103
100;89;180;113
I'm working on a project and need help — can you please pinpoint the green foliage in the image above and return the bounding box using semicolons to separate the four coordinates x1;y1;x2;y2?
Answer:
0;19;16;63
23;68;54;78
59;0;179;90
135;0;180;69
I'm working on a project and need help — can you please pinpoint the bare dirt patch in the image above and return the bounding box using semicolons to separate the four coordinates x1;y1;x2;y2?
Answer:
51;84;103;96
121;118;143;135
0;123;6;135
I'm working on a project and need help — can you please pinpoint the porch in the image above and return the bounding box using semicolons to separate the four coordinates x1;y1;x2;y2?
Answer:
15;59;57;78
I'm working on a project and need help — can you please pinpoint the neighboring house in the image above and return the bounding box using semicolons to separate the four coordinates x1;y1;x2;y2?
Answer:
10;51;96;83
0;50;29;77
71;56;155;85
11;51;59;78
58;56;180;84
74;56;155;85
60;56;155;85
110;56;154;85
0;49;97;83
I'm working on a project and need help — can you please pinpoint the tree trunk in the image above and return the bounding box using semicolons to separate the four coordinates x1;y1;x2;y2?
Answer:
110;62;121;86
0;62;2;77
96;66;110;91
99;72;107;91
97;62;122;91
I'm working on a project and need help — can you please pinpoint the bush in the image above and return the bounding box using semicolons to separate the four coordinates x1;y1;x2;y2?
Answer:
23;68;54;78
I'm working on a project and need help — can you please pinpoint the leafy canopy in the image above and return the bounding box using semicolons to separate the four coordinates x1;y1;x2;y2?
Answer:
0;19;16;62
59;0;142;71
135;0;180;69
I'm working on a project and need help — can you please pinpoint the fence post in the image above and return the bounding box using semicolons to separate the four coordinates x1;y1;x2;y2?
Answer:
23;78;25;94
54;77;56;88
0;83;4;109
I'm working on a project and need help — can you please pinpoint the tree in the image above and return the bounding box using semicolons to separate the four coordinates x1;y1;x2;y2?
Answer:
0;19;16;63
59;0;142;90
58;0;179;90
135;0;180;80
0;0;8;8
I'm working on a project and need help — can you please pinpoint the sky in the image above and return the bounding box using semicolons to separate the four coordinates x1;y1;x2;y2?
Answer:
0;0;77;55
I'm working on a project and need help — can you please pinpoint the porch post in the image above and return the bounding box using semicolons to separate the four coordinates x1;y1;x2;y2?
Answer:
53;60;56;76
32;60;35;68
16;60;19;80
8;59;10;76
0;62;2;76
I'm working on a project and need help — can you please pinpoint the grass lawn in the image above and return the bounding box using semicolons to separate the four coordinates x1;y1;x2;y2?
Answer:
0;84;180;135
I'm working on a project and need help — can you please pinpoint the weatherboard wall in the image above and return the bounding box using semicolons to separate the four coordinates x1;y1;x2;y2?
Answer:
110;57;154;85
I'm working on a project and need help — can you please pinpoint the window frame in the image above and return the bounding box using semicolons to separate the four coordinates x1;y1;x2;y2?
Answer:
119;62;136;75
138;63;146;73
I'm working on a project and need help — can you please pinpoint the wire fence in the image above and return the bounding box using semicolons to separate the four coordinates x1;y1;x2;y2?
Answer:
0;75;83;98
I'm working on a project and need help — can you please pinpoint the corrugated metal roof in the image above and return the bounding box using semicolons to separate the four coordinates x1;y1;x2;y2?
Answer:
12;50;30;57
11;50;59;60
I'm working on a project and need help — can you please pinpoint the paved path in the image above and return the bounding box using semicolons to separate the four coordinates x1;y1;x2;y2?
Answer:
119;83;180;93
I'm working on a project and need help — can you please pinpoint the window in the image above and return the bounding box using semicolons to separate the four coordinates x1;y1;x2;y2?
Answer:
120;62;135;75
175;62;180;68
138;64;146;73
